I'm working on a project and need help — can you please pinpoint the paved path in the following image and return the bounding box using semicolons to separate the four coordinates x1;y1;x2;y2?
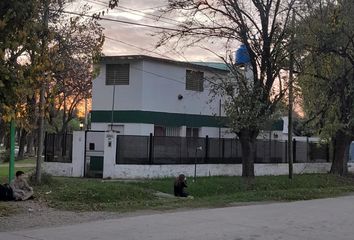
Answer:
1;196;354;240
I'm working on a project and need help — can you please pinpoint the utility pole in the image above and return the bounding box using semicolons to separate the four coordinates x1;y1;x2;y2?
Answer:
84;98;88;130
110;71;117;131
36;0;49;184
288;9;295;179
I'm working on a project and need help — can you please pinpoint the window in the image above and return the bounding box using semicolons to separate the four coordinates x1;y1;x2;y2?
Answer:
186;69;204;92
106;64;130;85
186;127;199;138
166;127;180;137
154;126;166;136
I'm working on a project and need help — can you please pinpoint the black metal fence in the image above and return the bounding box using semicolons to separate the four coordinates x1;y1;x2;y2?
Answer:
116;135;330;165
44;133;73;163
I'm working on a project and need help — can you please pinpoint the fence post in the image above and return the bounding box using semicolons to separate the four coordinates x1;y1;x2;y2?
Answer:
222;138;225;160
44;132;47;162
306;137;309;162
293;139;297;163
326;142;330;163
149;133;153;164
205;135;209;163
285;140;288;163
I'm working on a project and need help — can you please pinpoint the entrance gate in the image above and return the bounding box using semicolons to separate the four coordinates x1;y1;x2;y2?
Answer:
84;130;105;178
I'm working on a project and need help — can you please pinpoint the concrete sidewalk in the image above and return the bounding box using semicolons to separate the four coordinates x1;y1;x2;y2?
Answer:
2;196;354;240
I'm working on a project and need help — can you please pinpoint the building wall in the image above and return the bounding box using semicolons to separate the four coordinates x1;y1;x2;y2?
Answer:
103;163;331;179
92;61;144;111
91;123;154;135
91;59;228;135
141;60;223;116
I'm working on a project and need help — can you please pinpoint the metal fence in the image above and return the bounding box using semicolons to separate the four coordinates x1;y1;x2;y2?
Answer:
116;135;330;165
44;133;73;163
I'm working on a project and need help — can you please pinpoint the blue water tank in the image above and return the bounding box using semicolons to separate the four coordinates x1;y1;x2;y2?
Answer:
235;44;250;65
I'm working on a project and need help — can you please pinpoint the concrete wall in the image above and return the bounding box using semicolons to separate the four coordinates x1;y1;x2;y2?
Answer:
43;131;85;177
92;61;144;111
102;132;331;179
91;123;154;135
141;60;224;116
43;131;333;179
91;59;228;136
102;163;332;179
43;162;73;177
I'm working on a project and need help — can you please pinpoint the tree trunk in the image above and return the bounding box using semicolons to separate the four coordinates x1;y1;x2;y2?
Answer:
239;129;257;178
330;130;352;175
17;128;27;160
5;130;10;150
26;132;35;156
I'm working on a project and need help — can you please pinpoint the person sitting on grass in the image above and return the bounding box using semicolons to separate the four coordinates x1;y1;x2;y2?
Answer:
174;174;189;197
10;171;34;201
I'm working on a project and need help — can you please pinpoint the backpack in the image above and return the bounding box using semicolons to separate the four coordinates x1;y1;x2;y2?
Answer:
0;184;14;201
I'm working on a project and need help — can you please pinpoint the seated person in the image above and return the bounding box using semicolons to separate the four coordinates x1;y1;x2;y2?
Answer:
174;174;189;197
10;171;34;201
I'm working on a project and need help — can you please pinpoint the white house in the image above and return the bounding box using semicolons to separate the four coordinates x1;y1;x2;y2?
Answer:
91;55;234;138
43;55;334;179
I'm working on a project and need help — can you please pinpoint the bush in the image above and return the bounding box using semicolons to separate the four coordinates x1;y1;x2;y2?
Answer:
0;150;10;163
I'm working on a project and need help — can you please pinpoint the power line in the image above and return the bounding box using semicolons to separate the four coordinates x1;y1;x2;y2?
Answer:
105;36;175;60
119;6;183;25
104;37;222;86
57;9;180;32
84;0;182;26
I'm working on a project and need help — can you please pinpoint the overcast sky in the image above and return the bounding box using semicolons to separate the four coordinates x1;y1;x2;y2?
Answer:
67;0;235;62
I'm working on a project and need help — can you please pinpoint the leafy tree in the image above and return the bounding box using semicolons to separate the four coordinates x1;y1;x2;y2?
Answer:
46;5;104;135
158;0;297;177
0;0;40;119
296;0;354;175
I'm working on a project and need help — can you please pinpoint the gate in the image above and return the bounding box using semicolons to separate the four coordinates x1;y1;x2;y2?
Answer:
84;130;105;178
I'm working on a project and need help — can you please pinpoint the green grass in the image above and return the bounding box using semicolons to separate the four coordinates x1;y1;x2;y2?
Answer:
15;157;36;165
0;157;36;182
0;166;34;183
34;174;354;212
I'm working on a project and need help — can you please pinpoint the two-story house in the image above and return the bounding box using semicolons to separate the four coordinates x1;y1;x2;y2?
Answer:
90;55;232;138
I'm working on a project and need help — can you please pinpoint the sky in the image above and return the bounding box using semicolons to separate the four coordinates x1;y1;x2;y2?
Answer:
67;0;234;62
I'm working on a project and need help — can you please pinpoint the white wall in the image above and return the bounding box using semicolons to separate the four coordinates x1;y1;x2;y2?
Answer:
92;61;144;111
72;131;85;177
200;127;236;138
43;131;86;177
92;59;226;117
103;131;118;178
43;162;73;177
102;163;331;179
91;123;154;135
141;60;224;116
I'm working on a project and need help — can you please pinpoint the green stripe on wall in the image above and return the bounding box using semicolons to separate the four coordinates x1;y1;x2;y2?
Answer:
91;110;227;128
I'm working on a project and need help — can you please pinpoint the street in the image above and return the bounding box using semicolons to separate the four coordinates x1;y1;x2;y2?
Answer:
1;195;354;240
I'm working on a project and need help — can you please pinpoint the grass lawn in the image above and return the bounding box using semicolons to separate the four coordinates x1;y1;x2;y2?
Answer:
34;174;354;212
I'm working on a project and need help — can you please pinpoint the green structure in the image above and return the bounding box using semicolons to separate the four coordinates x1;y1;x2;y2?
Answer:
9;119;15;182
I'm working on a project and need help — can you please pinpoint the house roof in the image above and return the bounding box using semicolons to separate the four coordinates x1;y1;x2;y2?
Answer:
101;55;230;73
191;62;230;71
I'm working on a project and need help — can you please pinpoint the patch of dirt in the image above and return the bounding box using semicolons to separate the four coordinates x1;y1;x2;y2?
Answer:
0;199;188;232
0;200;126;232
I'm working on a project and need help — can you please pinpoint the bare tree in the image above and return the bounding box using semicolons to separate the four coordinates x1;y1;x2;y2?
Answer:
158;0;297;177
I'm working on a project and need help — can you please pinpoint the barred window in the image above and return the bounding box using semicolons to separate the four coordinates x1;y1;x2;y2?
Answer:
106;64;130;85
186;127;199;138
186;69;204;92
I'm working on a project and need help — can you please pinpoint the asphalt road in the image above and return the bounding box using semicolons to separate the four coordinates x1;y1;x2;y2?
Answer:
1;195;354;240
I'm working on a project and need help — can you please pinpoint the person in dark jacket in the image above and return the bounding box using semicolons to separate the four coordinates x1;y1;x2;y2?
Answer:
174;174;189;197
